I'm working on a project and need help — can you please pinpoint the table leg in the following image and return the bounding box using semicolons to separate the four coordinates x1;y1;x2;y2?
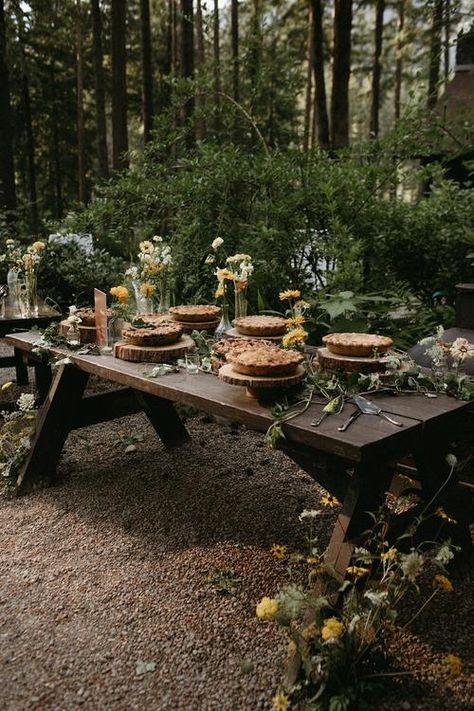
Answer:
16;365;90;495
325;462;394;581
133;390;190;448
34;360;53;405
14;347;29;386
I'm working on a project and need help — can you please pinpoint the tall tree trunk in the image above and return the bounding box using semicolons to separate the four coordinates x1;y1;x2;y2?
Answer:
111;0;129;170
0;0;17;214
90;0;109;178
394;0;405;124
180;0;194;140
140;0;154;143
49;64;62;219
303;6;314;153
231;0;239;102
444;0;450;88
213;0;220;135
76;0;86;203
330;0;353;149
369;0;385;138
195;0;206;140
22;72;38;232
427;0;443;110
311;0;330;149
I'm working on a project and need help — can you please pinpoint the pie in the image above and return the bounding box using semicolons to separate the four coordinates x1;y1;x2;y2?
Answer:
122;322;183;347
76;307;112;327
213;337;278;361
233;315;287;337
232;348;304;377
322;332;393;357
169;305;221;323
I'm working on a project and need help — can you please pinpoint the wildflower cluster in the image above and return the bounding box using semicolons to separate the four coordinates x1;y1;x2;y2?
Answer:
0;238;46;275
279;290;310;349
420;326;474;371
209;238;254;302
125;236;172;308
0;388;37;485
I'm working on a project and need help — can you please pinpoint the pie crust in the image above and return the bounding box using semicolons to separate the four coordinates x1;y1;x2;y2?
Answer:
76;307;112;327
322;332;393;357
169;305;221;323
233;315;287;336
232;348;303;377
213;337;279;361
122;322;183;347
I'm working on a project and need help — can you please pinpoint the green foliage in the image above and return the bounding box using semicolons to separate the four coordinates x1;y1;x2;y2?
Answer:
37;242;126;310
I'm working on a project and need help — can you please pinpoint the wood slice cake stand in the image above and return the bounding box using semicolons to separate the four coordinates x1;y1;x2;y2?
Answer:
60;320;97;344
171;319;219;333
224;327;283;343
219;363;306;399
317;347;407;374
114;334;195;363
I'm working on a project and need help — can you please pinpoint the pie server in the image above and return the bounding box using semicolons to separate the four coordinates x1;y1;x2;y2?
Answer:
353;395;403;427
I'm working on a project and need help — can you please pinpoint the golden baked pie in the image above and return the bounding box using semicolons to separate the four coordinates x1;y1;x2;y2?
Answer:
169;305;221;323
122;322;183;347
213;337;278;361
232;348;303;377
233;315;287;336
322;332;393;357
76;307;112;327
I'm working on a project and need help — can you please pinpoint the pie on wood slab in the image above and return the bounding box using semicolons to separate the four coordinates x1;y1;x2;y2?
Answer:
232;347;304;377
322;332;393;357
76;307;112;327
122;322;183;347
213;337;278;360
169;304;221;322
233;315;287;337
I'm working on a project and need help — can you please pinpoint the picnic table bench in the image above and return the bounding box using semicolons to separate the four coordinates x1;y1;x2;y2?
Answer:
6;330;473;580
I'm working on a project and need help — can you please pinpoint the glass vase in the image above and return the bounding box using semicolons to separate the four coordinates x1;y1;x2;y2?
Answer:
16;271;38;318
234;286;248;319
6;268;20;317
157;277;170;314
132;280;153;316
214;301;232;338
108;316;125;346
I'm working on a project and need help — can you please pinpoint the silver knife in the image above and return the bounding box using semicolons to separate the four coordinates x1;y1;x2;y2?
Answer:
337;409;362;432
353;394;403;427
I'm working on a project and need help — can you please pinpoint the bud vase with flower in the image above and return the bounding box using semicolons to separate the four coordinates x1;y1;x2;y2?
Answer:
125;236;172;316
109;285;131;345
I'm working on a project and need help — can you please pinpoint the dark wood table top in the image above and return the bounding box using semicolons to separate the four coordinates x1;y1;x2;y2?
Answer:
6;331;472;464
0;300;61;335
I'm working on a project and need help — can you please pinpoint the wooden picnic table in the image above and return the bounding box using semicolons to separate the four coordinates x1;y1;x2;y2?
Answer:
0;299;61;385
6;330;473;579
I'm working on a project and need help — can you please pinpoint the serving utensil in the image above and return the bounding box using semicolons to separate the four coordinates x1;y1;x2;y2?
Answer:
353;394;403;427
337;409;362;432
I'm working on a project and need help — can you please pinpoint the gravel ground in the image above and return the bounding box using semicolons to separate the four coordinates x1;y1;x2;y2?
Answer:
0;361;473;710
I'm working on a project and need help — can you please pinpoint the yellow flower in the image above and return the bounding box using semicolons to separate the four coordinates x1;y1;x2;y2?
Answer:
281;328;308;348
139;240;153;253
321;617;344;641
321;494;339;508
1;381;13;391
216;268;235;282
286;315;305;328
294;299;310;311
435;507;457;524
346;566;370;577
31;240;46;251
110;286;129;303
272;691;290;711
140;282;157;297
445;654;462;678
279;289;301;301
271;544;287;559
215;284;224;299
256;596;279;621
433;574;453;593
381;547;398;561
302;623;318;640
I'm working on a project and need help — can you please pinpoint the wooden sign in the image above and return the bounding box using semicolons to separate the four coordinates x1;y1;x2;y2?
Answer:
94;289;108;346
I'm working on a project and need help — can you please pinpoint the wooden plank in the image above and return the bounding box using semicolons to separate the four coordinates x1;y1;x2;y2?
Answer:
358;392;470;424
279;443;350;502
34;361;53;405
16;365;90;494
73;388;142;429
14;347;29;386
133;391;190;448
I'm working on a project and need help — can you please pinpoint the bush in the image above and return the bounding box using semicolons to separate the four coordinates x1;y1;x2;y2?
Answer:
38;242;126;311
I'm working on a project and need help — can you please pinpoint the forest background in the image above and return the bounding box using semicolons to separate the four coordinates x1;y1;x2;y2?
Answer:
0;0;473;337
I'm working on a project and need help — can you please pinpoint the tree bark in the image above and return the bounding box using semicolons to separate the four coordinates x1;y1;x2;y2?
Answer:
195;0;206;140
76;0;86;203
444;0;450;88
231;0;239;103
0;0;17;214
181;0;194;132
111;0;129;170
330;0;352;149
311;0;330;149
22;72;38;232
90;0;109;178
140;0;154;143
49;64;62;219
303;6;314;153
213;0;220;135
427;0;443;110
369;0;385;138
394;0;405;123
